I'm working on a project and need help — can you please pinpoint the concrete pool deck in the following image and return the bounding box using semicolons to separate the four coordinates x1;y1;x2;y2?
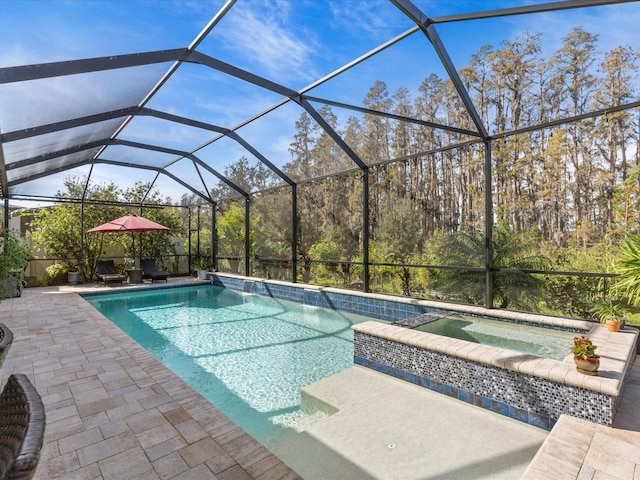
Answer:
0;278;639;479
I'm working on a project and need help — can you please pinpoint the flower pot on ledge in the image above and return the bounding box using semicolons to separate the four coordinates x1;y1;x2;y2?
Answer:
571;335;599;376
574;356;600;376
604;318;621;332
197;270;209;280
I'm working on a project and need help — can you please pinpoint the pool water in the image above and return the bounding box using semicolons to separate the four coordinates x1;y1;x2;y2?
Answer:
85;285;375;447
413;314;577;360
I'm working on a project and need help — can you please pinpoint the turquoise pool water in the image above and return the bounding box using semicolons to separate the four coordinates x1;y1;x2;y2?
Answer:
85;285;375;447
413;314;577;360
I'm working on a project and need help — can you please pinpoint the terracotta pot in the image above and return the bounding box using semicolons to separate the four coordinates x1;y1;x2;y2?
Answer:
605;319;621;332
574;356;600;376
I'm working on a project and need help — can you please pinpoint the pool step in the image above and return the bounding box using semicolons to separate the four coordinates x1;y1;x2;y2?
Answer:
300;386;339;417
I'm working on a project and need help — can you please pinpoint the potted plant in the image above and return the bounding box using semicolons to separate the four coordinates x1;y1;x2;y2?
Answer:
570;335;599;376
193;257;210;280
591;299;626;332
67;264;82;285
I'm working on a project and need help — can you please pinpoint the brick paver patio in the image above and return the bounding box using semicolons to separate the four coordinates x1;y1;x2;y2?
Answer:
0;279;302;480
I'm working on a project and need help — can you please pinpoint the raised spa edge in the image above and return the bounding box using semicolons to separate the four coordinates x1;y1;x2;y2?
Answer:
353;321;637;429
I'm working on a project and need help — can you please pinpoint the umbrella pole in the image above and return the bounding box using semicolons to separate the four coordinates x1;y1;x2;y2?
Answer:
131;232;135;269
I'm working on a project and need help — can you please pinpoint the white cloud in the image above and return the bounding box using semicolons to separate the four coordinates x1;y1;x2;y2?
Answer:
214;1;319;84
328;0;408;40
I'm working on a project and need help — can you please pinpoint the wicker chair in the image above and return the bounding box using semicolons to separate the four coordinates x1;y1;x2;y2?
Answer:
0;374;46;480
0;323;14;370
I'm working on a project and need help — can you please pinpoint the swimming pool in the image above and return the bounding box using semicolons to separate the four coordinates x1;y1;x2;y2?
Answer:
411;314;577;360
85;284;377;447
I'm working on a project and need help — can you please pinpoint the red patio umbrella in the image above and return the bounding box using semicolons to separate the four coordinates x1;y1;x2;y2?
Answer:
87;214;170;233
87;214;171;267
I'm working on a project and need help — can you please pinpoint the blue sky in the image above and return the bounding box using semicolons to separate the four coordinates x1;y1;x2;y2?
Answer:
1;0;639;203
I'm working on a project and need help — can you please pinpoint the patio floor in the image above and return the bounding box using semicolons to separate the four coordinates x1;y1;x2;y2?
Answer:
0;278;302;480
1;278;639;479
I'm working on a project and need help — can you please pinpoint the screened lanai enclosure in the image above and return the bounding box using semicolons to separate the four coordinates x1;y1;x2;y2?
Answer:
2;0;640;317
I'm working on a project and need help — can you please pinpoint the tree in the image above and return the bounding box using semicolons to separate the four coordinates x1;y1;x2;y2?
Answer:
29;176;183;281
592;45;638;232
216;202;261;273
542;243;614;318
309;240;343;286
0;230;30;297
29;177;123;281
375;196;422;295
613;234;640;306
432;225;550;308
550;27;600;242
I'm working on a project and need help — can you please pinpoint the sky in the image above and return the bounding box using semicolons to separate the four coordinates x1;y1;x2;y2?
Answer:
1;0;639;205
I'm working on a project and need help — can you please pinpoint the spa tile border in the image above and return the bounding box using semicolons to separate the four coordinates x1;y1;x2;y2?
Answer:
352;321;638;429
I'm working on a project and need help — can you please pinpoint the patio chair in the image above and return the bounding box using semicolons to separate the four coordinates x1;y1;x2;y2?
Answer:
0;323;13;370
0;374;46;480
95;260;125;286
140;259;170;283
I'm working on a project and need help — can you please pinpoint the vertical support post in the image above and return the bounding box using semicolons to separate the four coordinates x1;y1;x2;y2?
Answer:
291;184;298;283
80;202;85;267
188;206;192;275
80;173;92;274
139;206;144;266
196;205;201;260
212;202;217;271
3;199;8;230
244;196;250;277
362;168;370;292
484;141;494;309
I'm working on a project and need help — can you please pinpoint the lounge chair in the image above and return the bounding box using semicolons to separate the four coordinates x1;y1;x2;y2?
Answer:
0;323;13;369
0;374;46;480
141;258;170;283
95;260;125;286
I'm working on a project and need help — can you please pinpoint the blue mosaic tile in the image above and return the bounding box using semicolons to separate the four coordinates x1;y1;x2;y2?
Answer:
458;389;475;404
353;325;616;428
372;362;393;376
491;399;510;416
419;376;430;389
474;395;492;410
404;372;419;385
429;380;443;393
443;384;458;398
529;412;550;430
509;406;529;423
354;356;370;367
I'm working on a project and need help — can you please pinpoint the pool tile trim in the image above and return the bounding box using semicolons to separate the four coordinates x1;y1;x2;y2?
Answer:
210;273;594;330
352;321;638;429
